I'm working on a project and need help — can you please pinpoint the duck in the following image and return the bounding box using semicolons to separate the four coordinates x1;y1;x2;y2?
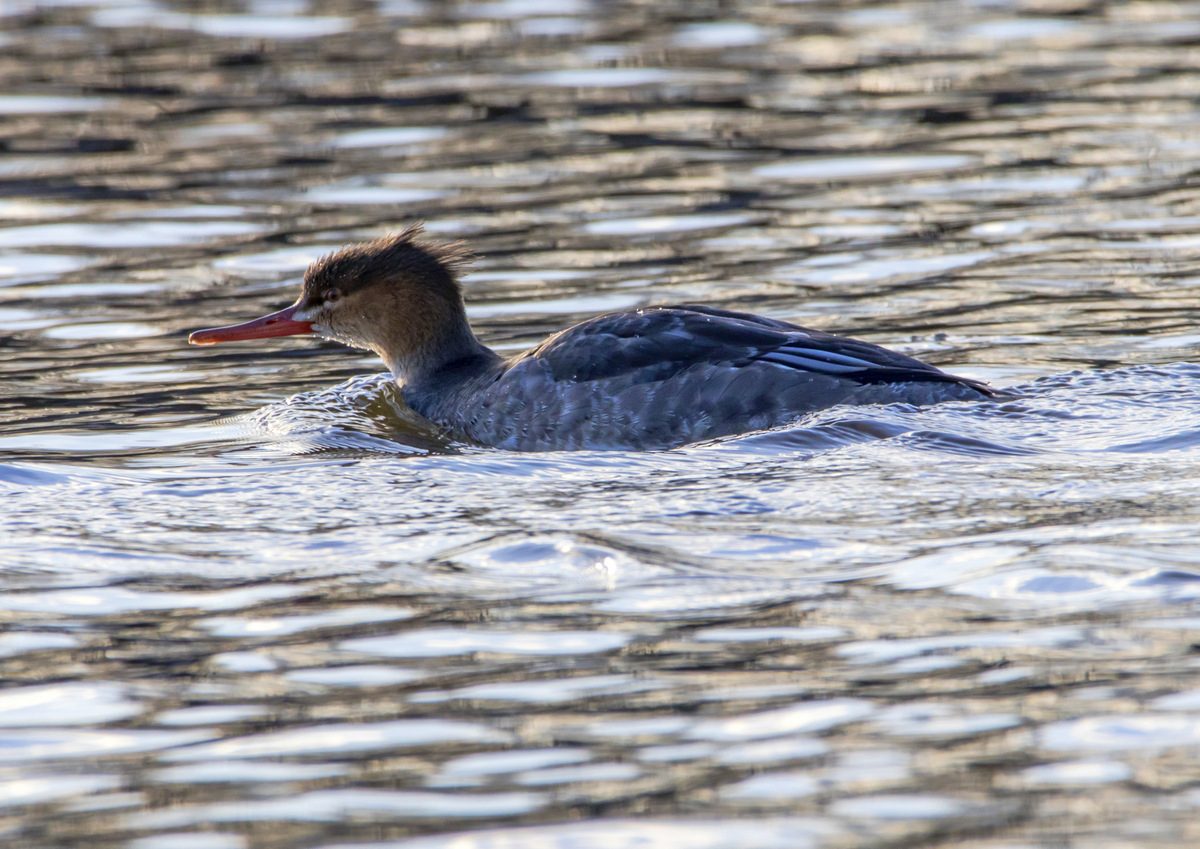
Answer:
190;224;994;451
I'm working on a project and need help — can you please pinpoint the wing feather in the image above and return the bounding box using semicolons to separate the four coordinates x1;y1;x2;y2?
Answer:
759;351;870;374
514;304;989;395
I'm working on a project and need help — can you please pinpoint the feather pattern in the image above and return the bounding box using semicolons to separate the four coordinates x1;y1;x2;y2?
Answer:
403;305;992;451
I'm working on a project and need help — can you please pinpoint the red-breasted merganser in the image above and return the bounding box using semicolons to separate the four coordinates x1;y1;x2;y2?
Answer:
190;225;994;451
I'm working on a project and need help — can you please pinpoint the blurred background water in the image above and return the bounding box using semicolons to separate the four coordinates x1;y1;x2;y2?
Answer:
4;1;1200;847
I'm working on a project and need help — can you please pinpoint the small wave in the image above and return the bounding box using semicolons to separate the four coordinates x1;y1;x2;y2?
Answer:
240;374;455;456
0;463;73;487
979;363;1200;454
723;410;1038;458
716;362;1200;459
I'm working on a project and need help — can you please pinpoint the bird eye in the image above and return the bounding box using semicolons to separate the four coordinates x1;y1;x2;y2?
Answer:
324;288;342;305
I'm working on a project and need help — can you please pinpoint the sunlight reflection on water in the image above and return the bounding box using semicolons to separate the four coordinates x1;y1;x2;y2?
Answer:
4;1;1200;848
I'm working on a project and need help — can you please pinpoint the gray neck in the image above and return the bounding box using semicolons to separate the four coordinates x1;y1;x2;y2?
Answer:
394;336;503;425
383;324;498;386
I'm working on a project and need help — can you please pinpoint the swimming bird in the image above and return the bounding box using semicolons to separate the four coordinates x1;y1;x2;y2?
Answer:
190;225;994;451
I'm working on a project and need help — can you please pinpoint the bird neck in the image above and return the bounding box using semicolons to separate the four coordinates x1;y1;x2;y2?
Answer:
374;289;496;385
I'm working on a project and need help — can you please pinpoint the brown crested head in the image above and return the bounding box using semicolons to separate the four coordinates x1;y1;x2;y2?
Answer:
299;223;473;311
291;224;484;379
190;224;487;380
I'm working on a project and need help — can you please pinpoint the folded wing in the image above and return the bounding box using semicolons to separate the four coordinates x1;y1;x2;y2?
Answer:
523;304;992;396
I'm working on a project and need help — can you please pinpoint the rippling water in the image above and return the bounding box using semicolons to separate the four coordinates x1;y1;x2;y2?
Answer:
4;1;1200;847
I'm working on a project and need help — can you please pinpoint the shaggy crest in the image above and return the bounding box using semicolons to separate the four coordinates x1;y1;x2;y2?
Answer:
301;223;473;305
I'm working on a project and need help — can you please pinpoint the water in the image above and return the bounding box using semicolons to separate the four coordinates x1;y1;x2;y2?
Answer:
3;1;1200;847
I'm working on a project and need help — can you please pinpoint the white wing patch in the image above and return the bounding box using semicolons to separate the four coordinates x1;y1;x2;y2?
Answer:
759;345;881;375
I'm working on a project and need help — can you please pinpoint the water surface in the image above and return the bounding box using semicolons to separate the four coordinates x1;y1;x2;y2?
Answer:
3;1;1200;847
